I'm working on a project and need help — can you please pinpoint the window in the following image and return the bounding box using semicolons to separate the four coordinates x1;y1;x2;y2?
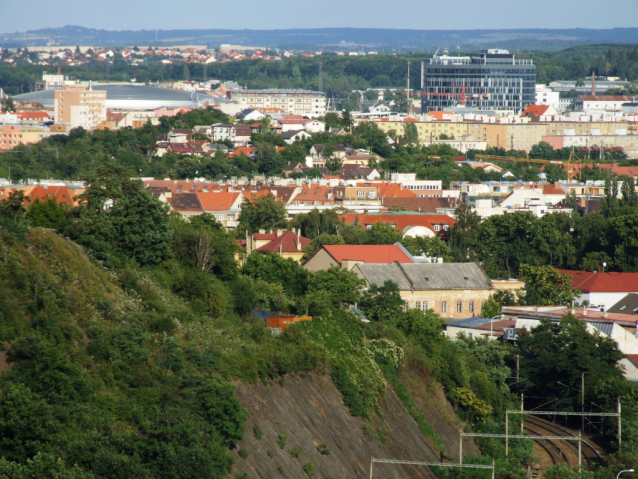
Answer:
434;225;440;232
415;301;421;310
441;301;447;313
457;301;463;313
357;190;365;197
217;215;224;221
423;301;428;311
469;301;475;313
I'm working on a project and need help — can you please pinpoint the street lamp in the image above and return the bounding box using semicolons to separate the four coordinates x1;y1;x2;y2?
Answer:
490;314;504;338
616;470;634;479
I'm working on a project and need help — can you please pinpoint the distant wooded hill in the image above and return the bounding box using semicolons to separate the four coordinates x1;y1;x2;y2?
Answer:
3;25;638;50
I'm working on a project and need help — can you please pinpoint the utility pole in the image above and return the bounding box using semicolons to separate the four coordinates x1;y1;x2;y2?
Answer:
521;394;524;433
582;372;585;432
319;62;322;93
618;396;622;449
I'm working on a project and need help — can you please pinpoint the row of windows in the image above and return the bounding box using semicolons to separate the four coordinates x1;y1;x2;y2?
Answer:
412;300;485;313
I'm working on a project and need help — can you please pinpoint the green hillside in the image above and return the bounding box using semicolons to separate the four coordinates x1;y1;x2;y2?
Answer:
1;164;638;479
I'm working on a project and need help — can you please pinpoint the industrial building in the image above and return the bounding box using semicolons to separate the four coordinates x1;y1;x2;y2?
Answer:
420;49;536;113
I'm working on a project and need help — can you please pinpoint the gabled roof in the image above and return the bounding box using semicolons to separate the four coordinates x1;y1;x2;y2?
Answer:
375;182;416;198
294;185;333;203
27;185;81;206
543;186;566;195
557;269;638;293
522;105;550;117
608;294;638;314
356;262;493;291
228;146;257;158
322;244;414;266
256;231;311;254
196;191;242;212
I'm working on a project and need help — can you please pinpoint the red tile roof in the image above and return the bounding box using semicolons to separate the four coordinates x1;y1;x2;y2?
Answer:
27;185;82;206
228;146;257;158
256;231;311;254
322;245;414;265
522;105;550;117
557;269;638;293
340;213;455;235
579;95;633;101
543;186;565;195
627;354;638;368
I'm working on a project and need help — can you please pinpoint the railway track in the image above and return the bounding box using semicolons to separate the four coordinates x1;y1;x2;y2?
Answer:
523;422;570;466
525;416;606;467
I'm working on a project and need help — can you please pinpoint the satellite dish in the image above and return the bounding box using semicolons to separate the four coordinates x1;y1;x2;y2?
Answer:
191;91;200;102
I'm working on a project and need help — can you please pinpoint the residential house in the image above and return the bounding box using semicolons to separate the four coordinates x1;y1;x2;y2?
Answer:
166;190;243;229
557;269;638;310
246;229;311;263
353;262;494;321
212;123;234;142
340;165;380;180
303;244;415;272
281;130;312;145
287;184;335;214
304;120;325;133
342;154;376;166
231;124;252;146
235;109;266;122
333;185;381;209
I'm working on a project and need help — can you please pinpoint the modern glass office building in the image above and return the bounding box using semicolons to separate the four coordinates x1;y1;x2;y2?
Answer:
421;50;536;113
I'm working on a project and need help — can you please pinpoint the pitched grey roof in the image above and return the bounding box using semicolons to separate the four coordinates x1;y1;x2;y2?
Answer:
588;321;613;337
356;262;493;291
448;316;494;328
608;293;638;314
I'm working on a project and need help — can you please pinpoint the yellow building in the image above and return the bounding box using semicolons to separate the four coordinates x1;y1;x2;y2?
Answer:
333;185;381;207
375;119;468;142
353;262;494;321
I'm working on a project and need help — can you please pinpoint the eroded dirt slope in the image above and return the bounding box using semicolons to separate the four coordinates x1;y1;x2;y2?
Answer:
232;372;479;479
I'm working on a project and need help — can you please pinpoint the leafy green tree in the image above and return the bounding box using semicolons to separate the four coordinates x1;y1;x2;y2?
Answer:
323;112;341;131
392;308;445;346
403;122;418;143
307;266;366;309
238;194;288;233
325;157;343;174
530;141;555;160
607;212;638;271
362;221;403;245
340;110;353;133
449;203;481;263
480;290;518;318
620;176;638;207
0;452;93;479
280;144;307;164
0;191;30;244
581;251;612;272
544;164;568;183
359;280;405;322
0;382;60;463
291;209;344;239
517;315;626;412
183;64;190;81
73;163;171;266
241;252;309;297
301;233;345;262
26;198;71;232
519;264;579;305
401;235;451;261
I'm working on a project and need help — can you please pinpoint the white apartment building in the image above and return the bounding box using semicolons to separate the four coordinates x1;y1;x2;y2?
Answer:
535;84;561;110
226;89;327;116
389;173;443;197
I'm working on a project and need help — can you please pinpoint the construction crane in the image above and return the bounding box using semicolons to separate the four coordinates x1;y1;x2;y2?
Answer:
475;150;584;180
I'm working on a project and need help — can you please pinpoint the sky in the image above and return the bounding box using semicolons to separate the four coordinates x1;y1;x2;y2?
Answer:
1;0;638;33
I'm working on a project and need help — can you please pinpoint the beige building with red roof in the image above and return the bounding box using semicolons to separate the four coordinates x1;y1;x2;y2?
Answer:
166;190;242;229
303;244;415;272
246;229;311;263
340;212;455;239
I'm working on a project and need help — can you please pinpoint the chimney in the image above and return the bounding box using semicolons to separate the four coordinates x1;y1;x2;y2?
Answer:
591;72;595;96
603;306;608;318
297;230;301;250
571;300;575;314
259;229;265;234
583;305;587;316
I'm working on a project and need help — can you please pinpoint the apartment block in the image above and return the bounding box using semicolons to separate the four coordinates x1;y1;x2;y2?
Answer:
483;123;548;152
376;119;468;141
226;89;326;116
54;84;107;130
